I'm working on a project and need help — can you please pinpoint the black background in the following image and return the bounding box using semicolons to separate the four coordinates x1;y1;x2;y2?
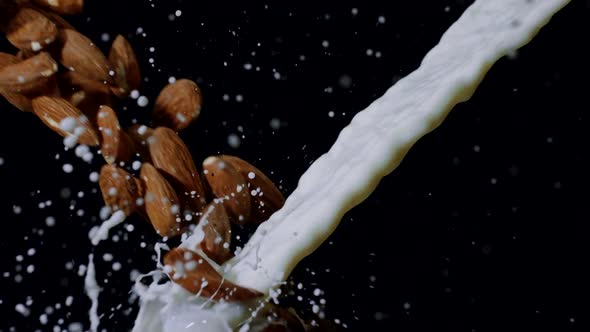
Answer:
1;0;590;331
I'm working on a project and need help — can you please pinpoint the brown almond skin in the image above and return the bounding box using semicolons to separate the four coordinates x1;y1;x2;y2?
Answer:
99;164;144;217
221;155;285;223
32;0;84;15
202;156;251;224
54;29;114;84
148;127;207;214
140;163;183;237
0;52;58;93
96;105;134;165
153;79;202;132
31;96;100;146
109;34;141;97
0;6;58;51
164;248;263;302
198;203;232;264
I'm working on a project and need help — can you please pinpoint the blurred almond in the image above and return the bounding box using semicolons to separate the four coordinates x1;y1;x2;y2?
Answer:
149;127;207;214
153;79;202;131
0;51;58;93
0;52;19;68
96;105;134;165
198;203;232;264
164;247;263;301
54;29;114;84
202;156;251;224
0;90;33;111
1;6;57;51
32;0;84;15
108;34;141;97
99;164;145;217
31;96;100;146
221;155;285;223
140;162;183;237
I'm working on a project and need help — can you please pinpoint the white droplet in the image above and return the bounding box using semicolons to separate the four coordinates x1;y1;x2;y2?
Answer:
62;164;74;173
89;172;99;182
247;172;256;179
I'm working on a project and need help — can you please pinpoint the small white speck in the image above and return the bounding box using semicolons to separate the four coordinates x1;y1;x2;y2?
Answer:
328;111;335;118
137;96;149;107
101;33;110;42
132;161;141;170
378;16;386;24
45;216;56;227
322;40;329;48
130;90;140;99
247;172;255;179
227;134;241;148
168;76;176;84
243;63;252;70
62;164;74;173
89;172;99;182
175;10;182;17
235;94;244;102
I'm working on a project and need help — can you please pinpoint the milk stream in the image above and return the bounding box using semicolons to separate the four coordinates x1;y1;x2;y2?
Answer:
130;0;570;330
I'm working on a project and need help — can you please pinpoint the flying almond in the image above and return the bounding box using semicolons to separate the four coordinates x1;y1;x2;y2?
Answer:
99;164;144;217
0;52;58;93
220;155;285;223
148;127;207;214
153;79;202;132
1;6;58;51
31;96;100;146
202;156;251;224
108;34;141;97
140;162;184;237
126;124;154;161
54;28;114;84
96;105;135;165
197;203;232;264
164;247;263;302
57;71;113;121
32;0;84;15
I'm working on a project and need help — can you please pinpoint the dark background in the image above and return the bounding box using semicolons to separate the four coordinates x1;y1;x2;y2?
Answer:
1;0;589;331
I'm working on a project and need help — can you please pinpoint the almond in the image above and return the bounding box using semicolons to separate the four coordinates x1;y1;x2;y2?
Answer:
148;127;207;214
202;156;251;224
54;28;114;84
0;52;19;68
0;51;58;93
99;164;144;217
1;6;57;51
140;162;184;237
0;89;33;111
220;155;285;223
108;34;141;97
153;79;202;132
32;0;84;15
96;105;135;165
164;247;263;301
31;96;100;146
198;203;232;264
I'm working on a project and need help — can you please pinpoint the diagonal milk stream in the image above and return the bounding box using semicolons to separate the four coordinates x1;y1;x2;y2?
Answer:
221;0;572;292
132;0;572;330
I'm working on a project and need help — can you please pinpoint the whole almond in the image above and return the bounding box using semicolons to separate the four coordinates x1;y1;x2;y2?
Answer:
32;96;100;146
148;127;207;214
0;52;58;93
108;34;141;97
32;0;84;15
198;203;232;264
54;29;114;84
99;164;144;217
153;79;202;132
164;247;263;301
220;155;285;223
202;156;251;224
1;6;57;51
140;162;183;237
96;105;135;165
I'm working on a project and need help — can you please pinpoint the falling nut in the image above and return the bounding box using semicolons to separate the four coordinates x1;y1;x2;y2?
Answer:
99;164;145;217
32;0;84;15
108;34;141;97
0;6;58;51
202;155;251;224
198;203;232;264
140;162;183;237
220;155;285;223
0;52;58;93
96;105;135;165
153;79;202;132
31;96;100;146
164;247;263;301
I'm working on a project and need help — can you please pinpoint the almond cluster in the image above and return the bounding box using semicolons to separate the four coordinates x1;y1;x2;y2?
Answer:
0;0;292;309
